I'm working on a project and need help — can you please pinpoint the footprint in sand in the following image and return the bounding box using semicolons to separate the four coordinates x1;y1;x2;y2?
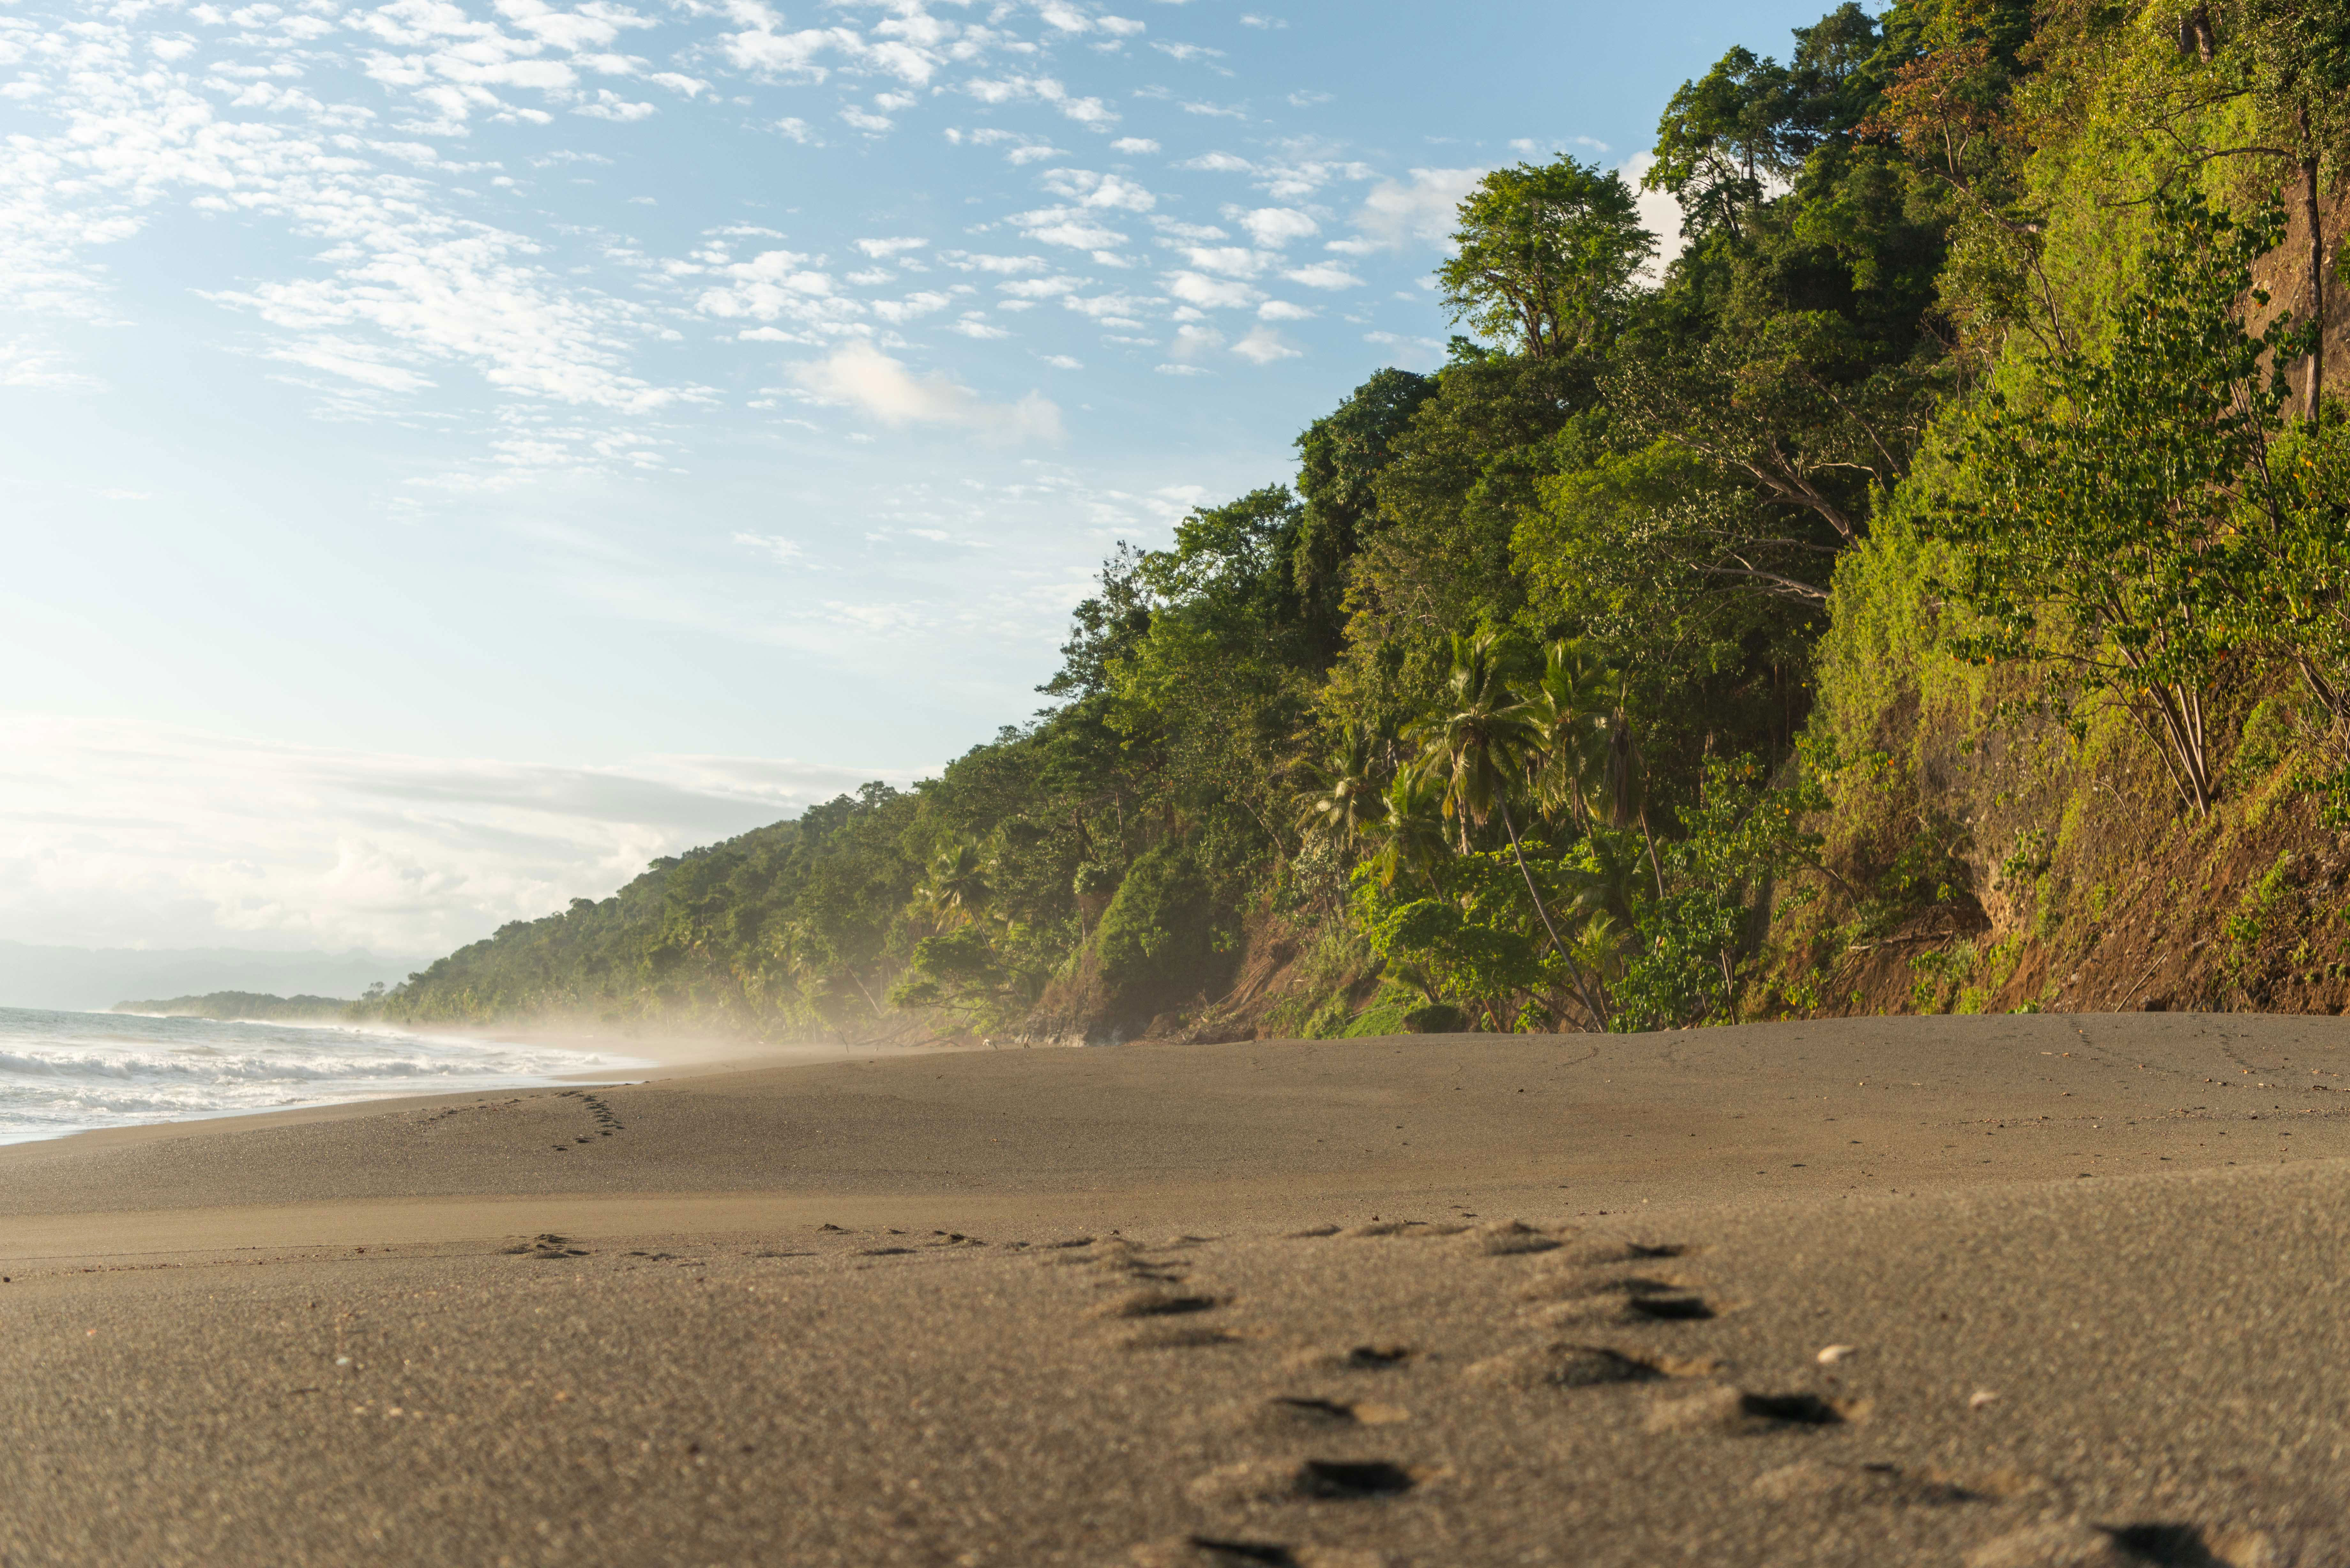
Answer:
1967;1520;2285;1568
1462;1219;1564;1256
1092;1287;1224;1320
1283;1345;1417;1374
1747;1460;1979;1506
1186;1458;1422;1507
1247;1396;1411;1431
499;1233;588;1259
1547;1239;1695;1267
1127;1536;1387;1567
1645;1385;1868;1433
1526;1282;1725;1327
1462;1342;1719;1389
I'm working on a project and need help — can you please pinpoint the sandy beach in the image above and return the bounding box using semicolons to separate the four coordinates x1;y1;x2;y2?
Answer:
4;1014;2346;1566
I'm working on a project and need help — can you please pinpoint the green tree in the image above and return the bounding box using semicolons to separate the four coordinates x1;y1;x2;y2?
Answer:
1927;192;2303;814
1439;157;1654;358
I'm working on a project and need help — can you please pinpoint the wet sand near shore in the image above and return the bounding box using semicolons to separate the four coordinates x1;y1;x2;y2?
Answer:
4;1014;2346;1566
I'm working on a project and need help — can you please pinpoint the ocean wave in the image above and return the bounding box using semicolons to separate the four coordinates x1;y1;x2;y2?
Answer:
0;1005;647;1144
0;1048;584;1083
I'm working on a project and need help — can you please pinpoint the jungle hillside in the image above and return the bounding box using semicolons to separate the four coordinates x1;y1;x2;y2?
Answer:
361;0;2350;1044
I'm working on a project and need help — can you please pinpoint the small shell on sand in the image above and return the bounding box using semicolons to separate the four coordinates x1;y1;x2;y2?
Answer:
1815;1344;1857;1365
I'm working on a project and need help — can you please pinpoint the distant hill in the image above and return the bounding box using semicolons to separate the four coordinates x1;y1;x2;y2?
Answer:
0;944;423;1014
112;991;356;1022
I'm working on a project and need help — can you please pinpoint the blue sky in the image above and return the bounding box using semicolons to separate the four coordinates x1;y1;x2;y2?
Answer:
1;0;1829;958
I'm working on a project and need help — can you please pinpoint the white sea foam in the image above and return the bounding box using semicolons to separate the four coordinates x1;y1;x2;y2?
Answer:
0;1006;649;1145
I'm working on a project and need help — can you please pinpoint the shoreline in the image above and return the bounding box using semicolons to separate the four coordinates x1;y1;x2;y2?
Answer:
0;1013;994;1158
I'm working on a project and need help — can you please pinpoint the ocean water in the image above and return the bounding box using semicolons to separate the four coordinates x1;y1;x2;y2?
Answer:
0;1005;650;1145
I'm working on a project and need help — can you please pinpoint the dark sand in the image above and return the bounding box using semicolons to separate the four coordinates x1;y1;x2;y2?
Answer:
4;1014;2346;1566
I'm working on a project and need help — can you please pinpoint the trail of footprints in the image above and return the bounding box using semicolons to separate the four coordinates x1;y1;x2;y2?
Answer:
1065;1217;2012;1568
412;1089;626;1154
547;1088;625;1151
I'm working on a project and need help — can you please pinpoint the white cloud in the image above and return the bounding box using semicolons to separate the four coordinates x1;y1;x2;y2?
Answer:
1110;136;1160;154
1256;298;1314;321
0;339;105;389
1010;207;1131;250
840;105;894;132
1039;168;1157;211
869;290;955;323
1281;261;1362;290
1165;270;1257;309
857;236;931;258
1347;166;1486;250
697;250;865;339
1234;206;1318;247
722;18;945;88
947;252;1051;275
784;340;1063;442
1063;291;1148;320
1177;151;1253;174
1041;353;1081;369
963;75;1116;126
1621;151;1685;278
1176;245;1269;278
947;127;1064;164
1169;323;1223;358
1230;324;1299;364
575;90;656;121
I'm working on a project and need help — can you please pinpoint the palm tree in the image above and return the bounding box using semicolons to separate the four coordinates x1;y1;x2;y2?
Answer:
1520;637;1615;829
1404;630;1609;1028
1561;826;1647;931
1369;765;1451;893
1590;685;1667;901
1295;727;1390;850
920;842;993;927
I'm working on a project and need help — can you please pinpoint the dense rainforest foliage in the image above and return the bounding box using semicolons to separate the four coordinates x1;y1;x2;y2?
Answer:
368;0;2350;1040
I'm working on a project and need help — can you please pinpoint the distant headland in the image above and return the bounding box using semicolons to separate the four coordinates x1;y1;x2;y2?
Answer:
110;991;354;1023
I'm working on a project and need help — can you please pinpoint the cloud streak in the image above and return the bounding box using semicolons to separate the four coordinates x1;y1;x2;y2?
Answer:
785;340;1064;442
